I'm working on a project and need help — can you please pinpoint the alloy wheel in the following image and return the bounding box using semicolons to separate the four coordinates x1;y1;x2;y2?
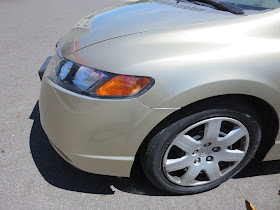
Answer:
163;117;249;186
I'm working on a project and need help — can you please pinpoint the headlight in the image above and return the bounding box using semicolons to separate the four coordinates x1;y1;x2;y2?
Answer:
48;60;154;98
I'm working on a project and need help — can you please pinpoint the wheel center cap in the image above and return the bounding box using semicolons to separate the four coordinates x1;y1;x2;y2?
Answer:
199;148;211;157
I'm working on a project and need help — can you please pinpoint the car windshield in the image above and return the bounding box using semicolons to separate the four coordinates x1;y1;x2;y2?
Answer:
222;0;280;10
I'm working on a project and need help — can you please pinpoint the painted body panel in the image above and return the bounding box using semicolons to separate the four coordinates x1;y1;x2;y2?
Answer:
40;1;280;177
60;0;239;55
40;57;177;176
65;7;280;161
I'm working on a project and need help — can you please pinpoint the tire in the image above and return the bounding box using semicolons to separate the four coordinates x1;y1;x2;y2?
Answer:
140;102;262;194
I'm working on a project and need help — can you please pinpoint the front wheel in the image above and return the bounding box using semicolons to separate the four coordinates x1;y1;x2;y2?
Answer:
141;105;261;194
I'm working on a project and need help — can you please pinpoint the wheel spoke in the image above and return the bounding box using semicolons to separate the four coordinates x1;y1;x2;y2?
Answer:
204;119;223;141
180;165;202;185
163;117;250;187
173;134;201;153
205;162;221;181
218;149;245;162
218;127;246;148
165;156;190;172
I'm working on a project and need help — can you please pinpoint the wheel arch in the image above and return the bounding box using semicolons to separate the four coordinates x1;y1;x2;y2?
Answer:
131;94;279;176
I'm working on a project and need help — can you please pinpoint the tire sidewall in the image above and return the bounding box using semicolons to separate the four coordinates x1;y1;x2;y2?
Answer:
143;108;261;194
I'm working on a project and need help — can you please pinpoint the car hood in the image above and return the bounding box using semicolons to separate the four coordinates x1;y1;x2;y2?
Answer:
60;0;240;56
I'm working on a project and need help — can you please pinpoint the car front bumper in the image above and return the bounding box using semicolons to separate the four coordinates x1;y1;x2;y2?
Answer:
39;56;178;177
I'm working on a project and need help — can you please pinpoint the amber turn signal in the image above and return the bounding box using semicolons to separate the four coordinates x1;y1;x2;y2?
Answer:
96;75;150;96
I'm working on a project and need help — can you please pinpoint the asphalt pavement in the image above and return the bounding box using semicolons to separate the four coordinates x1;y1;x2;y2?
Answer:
0;0;280;209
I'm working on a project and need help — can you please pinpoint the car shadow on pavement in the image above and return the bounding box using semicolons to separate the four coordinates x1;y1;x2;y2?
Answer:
30;102;280;196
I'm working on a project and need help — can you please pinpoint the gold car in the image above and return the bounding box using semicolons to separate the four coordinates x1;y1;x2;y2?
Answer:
39;0;280;194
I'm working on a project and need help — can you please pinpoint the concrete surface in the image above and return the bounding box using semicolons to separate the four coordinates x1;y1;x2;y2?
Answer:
0;0;280;209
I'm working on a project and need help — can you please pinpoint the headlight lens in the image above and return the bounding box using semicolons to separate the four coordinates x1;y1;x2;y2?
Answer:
48;60;154;98
59;61;73;80
72;65;105;91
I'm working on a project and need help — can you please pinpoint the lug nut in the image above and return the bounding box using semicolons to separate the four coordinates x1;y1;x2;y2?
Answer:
192;150;199;155
194;158;201;164
206;156;213;161
212;147;221;152
204;142;212;147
